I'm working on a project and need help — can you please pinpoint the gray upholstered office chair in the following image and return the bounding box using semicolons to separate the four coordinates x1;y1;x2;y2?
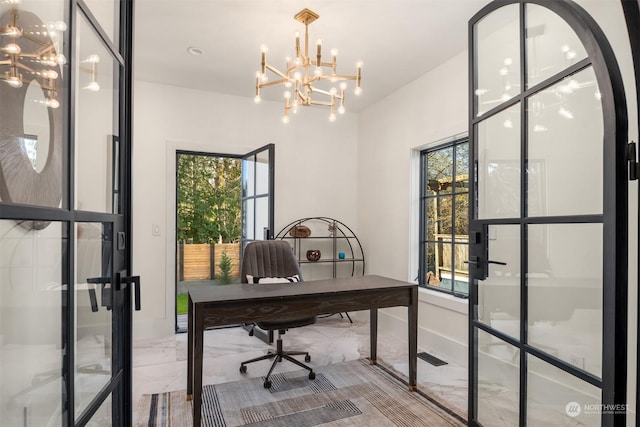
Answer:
239;240;316;389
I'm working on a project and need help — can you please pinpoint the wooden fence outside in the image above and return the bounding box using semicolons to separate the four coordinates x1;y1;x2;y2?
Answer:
177;243;240;281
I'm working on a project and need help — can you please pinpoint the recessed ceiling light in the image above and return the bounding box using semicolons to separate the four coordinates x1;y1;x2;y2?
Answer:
187;46;205;56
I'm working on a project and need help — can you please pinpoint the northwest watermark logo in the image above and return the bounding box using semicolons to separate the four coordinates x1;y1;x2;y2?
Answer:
565;402;581;417
565;401;628;417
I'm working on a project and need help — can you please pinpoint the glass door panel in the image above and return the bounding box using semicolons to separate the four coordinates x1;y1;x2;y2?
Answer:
0;220;66;427
477;329;520;426
477;224;520;339
81;0;119;47
526;4;587;88
240;144;274;250
75;13;119;213
477;105;521;219
528;223;602;377
475;4;520;116
75;222;113;418
527;355;600;426
527;66;602;217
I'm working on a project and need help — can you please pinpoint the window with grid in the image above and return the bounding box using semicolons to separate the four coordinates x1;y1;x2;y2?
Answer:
419;139;469;296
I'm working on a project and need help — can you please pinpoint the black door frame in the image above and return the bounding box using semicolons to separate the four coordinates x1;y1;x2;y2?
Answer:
468;1;628;425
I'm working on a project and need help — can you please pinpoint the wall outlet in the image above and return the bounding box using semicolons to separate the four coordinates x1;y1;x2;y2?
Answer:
152;224;161;236
569;354;585;370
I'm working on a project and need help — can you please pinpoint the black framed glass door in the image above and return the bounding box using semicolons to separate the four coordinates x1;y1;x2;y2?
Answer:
468;1;628;425
241;144;275;251
0;0;135;425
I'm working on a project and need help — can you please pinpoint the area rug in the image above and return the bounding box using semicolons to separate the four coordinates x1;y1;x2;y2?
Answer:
135;359;466;427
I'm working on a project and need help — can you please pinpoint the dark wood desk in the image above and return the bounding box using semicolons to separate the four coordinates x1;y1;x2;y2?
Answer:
187;275;418;427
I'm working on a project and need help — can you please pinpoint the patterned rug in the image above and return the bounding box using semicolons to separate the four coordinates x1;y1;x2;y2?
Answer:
135;359;466;427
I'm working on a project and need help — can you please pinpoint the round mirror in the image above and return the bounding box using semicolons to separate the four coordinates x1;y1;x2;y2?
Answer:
22;79;51;173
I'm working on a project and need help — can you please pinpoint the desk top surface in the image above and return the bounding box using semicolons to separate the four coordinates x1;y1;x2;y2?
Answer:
188;274;416;304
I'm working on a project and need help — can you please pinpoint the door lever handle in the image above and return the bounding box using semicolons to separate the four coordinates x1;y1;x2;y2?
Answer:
487;260;507;266
463;259;480;266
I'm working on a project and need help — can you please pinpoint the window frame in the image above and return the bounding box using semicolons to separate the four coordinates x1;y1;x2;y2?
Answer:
419;137;470;297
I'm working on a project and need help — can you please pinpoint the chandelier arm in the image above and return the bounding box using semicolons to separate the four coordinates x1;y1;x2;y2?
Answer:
15;62;37;73
0;60;11;65
265;64;288;80
319;74;358;81
308;99;333;107
259;78;289;88
20;33;55;49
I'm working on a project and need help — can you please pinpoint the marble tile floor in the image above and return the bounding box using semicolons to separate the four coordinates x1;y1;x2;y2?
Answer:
133;314;468;424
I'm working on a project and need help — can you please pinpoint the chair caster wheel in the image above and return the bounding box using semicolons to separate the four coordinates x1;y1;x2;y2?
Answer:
248;329;254;337
239;365;247;374
263;380;272;389
305;355;311;362
309;371;316;380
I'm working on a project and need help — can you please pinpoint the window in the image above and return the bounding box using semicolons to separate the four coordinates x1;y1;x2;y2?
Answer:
419;138;469;296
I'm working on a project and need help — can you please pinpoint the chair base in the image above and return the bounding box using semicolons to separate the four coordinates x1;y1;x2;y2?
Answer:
239;334;315;389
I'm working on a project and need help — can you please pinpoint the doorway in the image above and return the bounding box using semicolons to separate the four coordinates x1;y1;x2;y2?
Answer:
467;1;628;425
174;144;275;332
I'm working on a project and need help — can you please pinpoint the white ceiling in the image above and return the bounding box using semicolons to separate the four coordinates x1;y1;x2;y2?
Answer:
134;0;491;112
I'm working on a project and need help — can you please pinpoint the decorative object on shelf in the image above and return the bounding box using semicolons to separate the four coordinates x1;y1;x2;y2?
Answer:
276;217;365;278
306;249;321;262
254;8;363;124
289;224;311;238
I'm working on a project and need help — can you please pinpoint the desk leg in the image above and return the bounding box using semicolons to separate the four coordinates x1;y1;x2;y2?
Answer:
370;308;378;365
408;287;418;391
187;294;193;399
193;310;204;427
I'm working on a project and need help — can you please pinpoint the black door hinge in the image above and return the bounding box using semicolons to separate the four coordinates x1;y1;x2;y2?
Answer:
628;141;639;181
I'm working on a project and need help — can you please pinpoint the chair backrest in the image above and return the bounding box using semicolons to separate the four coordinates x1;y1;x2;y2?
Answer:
240;240;302;283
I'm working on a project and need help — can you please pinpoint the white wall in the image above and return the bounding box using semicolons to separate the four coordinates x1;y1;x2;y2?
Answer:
132;81;359;338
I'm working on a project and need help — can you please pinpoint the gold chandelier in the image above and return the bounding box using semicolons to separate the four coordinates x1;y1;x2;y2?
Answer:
254;8;362;123
0;4;66;108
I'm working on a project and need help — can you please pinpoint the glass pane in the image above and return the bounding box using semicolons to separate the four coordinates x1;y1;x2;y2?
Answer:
455;142;469;177
75;223;113;418
425;242;436;283
452;242;469;295
425;198;437;240
475;4;521;116
242;156;255;197
86;392;112;426
0;2;67;208
454;194;469;235
477;329;520;426
477;105;521;219
427;146;454;195
255;196;269;240
82;0;119;47
75;13;119;212
255;150;269;195
477;225;520;339
527;67;602;216
528;355;601;426
430;240;452;291
243;199;254;240
526;4;588;88
0;220;65;426
439;195;453;234
528;224;602;377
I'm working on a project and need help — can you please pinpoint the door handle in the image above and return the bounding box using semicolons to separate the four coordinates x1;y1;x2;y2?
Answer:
464;259;479;266
87;277;112;311
116;273;141;311
487;260;507;266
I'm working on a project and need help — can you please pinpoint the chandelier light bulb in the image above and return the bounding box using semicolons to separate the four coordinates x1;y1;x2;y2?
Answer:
354;86;362;96
329;87;337;96
260;73;268;83
3;26;22;37
254;95;261;104
339;82;347;90
282;115;290;124
338;105;345;114
503;57;513;66
293;72;302;81
499;67;508;76
56;53;67;65
329;112;337;122
46;98;60;109
86;81;100;91
330;48;338;57
6;76;23;88
4;43;21;54
86;54;100;63
284;90;291;99
284;80;292;88
260;44;268;53
54;20;68;32
314;67;322;77
41;70;58;79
